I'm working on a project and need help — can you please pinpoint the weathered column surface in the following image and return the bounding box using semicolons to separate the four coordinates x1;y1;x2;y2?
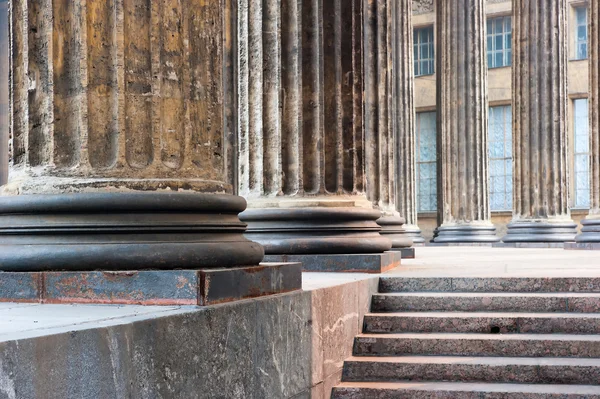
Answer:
575;0;600;245
365;0;414;251
236;0;400;272
392;0;424;244
2;0;271;278
0;0;7;185
504;0;577;243
433;0;498;243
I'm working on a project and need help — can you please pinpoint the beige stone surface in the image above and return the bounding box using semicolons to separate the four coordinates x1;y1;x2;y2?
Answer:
7;0;231;195
393;246;600;277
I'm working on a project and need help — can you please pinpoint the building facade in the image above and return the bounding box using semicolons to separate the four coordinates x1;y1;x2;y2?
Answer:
412;0;591;240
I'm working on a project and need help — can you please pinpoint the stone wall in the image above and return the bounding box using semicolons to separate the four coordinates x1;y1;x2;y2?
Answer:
0;275;378;399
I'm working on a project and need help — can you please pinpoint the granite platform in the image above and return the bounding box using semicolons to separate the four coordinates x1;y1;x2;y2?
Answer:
2;247;600;398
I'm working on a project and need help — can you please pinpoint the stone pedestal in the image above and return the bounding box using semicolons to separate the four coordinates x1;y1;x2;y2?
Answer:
504;0;576;243
3;0;300;303
574;0;600;246
433;0;498;243
234;0;398;272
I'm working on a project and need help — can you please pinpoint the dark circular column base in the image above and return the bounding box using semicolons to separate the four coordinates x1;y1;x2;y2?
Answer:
239;207;393;255
504;220;577;243
433;223;500;243
376;216;414;249
575;218;600;242
0;192;265;271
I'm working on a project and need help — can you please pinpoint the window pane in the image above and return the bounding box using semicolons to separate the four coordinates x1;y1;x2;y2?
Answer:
488;105;513;211
414;26;434;76
574;99;590;208
578;25;588;42
495;35;503;51
577;7;587;25
421;43;430;59
417;112;437;212
495;52;503;68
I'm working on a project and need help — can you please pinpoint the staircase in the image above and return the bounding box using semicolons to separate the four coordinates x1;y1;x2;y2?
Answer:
332;277;600;398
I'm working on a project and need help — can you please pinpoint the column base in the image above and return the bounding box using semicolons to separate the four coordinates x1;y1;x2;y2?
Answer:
377;216;414;249
240;207;393;255
403;224;426;244
503;220;577;243
0;263;301;305
264;251;401;273
574;217;600;244
433;223;499;243
0;192;265;271
389;247;416;259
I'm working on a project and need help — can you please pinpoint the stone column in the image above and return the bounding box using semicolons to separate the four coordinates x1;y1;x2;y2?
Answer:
575;0;600;244
504;0;577;243
236;0;400;273
392;0;424;244
2;0;301;305
433;0;498;243
0;0;7;185
364;0;414;253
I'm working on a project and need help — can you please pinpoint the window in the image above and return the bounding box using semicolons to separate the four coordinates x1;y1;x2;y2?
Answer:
575;7;588;60
486;16;512;68
414;26;434;76
574;99;590;208
416;112;437;212
488;106;513;211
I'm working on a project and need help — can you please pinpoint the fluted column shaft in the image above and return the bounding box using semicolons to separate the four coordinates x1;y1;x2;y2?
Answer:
393;0;423;243
3;0;265;272
362;0;414;249
505;0;576;242
7;0;233;194
0;0;7;185
434;0;498;243
575;0;600;243
238;0;364;200
236;0;393;255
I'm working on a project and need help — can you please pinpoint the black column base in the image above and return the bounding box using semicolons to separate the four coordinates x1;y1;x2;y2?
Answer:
239;207;392;254
574;218;600;244
0;193;265;271
503;220;577;243
433;224;499;243
376;216;414;249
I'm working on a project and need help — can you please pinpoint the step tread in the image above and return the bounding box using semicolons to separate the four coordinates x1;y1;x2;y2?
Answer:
365;311;600;318
356;332;600;341
374;292;600;298
334;381;600;394
345;355;600;366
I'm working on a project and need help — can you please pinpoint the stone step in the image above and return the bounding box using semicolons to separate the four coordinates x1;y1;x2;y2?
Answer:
371;292;600;313
353;333;600;357
341;356;600;385
379;277;600;293
332;381;600;399
363;312;600;334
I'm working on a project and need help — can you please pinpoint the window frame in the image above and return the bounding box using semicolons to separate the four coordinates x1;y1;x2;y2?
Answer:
486;15;512;69
573;6;588;60
572;98;590;209
488;105;513;212
415;111;438;214
413;26;435;77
